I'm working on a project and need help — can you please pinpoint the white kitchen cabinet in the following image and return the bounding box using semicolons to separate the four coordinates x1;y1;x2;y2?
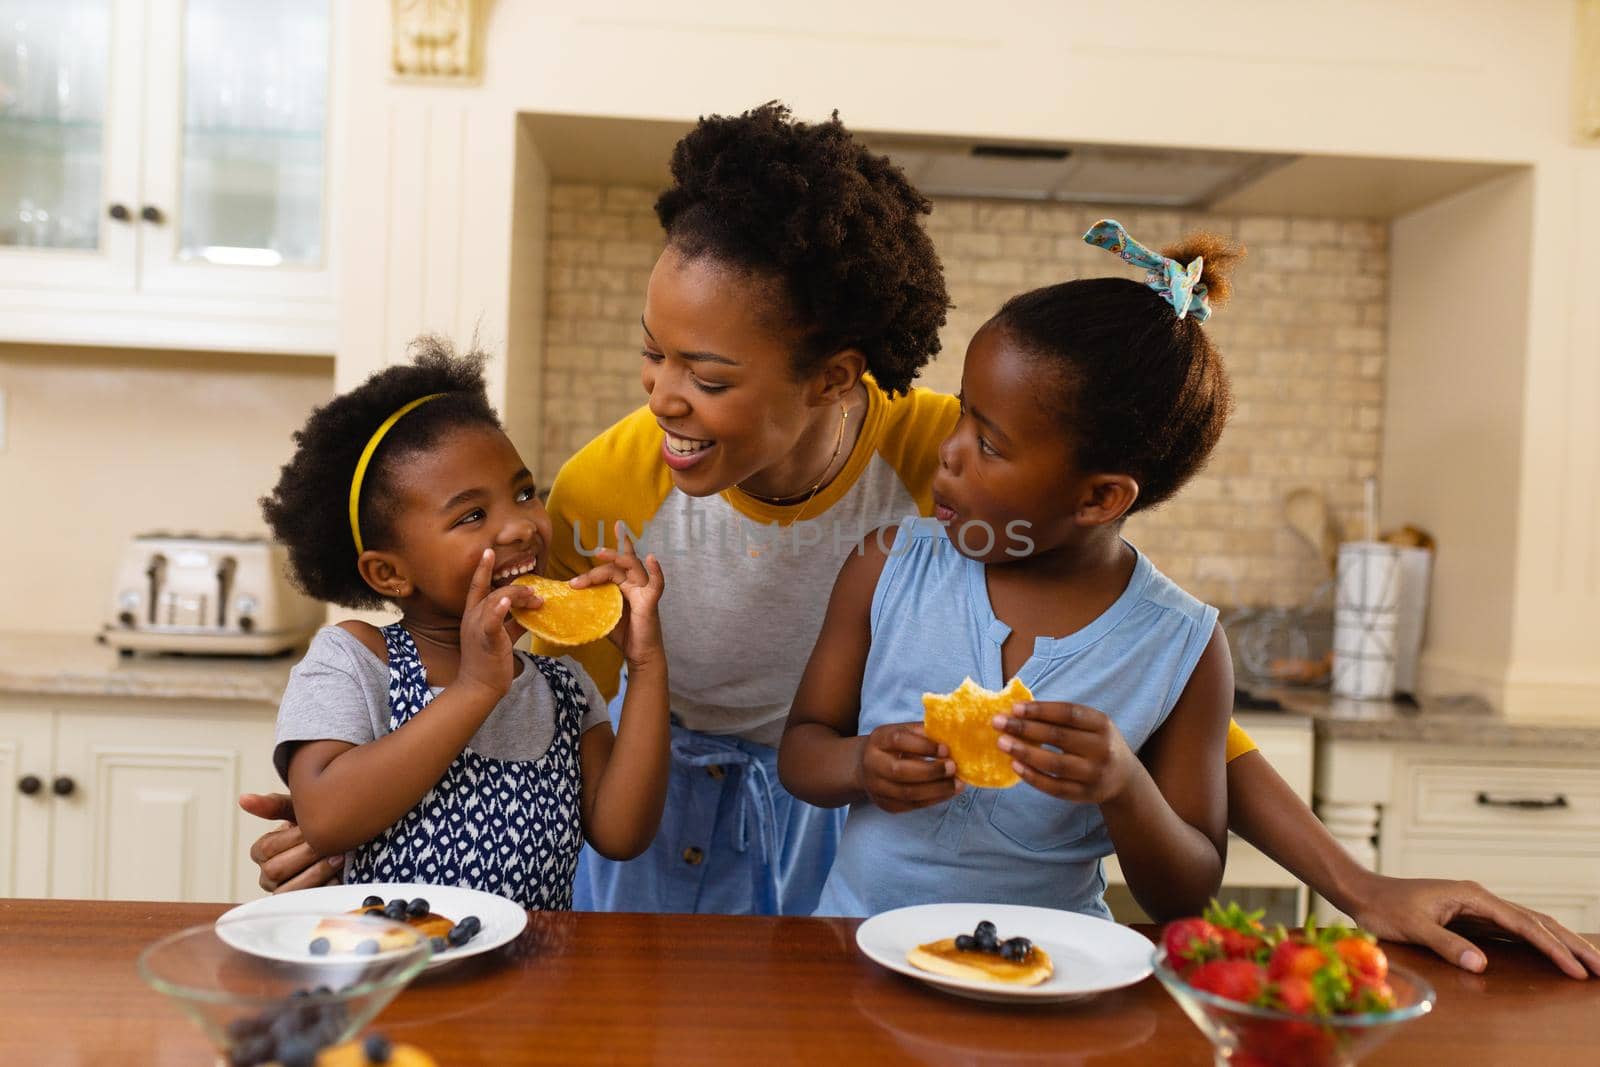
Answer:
0;694;279;902
0;708;54;898
0;0;344;354
1316;741;1600;930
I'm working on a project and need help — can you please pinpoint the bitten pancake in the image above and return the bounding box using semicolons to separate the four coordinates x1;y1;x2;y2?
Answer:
509;574;623;645
921;676;1033;788
906;937;1054;986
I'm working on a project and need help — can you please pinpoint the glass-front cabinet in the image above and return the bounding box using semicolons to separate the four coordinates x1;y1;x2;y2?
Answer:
0;0;340;353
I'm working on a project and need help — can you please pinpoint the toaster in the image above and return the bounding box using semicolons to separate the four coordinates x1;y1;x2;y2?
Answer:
104;533;324;656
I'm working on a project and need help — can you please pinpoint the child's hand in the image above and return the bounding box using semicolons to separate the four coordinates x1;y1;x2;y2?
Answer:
991;702;1137;804
855;722;963;813
570;521;665;672
458;548;542;700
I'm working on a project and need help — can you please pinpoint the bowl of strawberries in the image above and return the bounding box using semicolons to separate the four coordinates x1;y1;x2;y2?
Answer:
1152;902;1435;1067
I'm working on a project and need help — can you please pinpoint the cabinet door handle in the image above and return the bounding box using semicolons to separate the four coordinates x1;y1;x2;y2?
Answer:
139;205;164;224
51;776;76;798
17;775;42;796
1476;791;1567;811
108;203;131;222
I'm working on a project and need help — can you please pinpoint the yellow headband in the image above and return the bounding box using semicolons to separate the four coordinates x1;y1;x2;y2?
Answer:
348;393;447;555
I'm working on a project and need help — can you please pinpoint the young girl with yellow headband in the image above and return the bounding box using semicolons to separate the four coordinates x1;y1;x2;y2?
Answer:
261;338;670;909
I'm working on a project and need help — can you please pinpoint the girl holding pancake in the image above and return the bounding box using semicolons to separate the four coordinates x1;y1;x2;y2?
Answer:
246;104;1599;977
262;341;670;909
780;221;1240;920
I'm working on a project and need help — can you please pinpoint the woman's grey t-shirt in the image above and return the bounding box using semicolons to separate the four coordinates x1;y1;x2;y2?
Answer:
273;626;610;782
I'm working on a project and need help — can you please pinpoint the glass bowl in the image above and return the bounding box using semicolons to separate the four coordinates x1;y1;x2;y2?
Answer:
138;912;432;1066
1151;946;1434;1067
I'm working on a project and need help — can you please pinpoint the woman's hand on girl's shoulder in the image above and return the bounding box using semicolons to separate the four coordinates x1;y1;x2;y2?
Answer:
857;722;963;813
569;520;666;672
458;548;543;701
991;702;1138;805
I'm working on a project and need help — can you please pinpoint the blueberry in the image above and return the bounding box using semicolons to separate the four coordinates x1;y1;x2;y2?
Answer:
227;1032;275;1067
1000;937;1032;962
308;937;330;956
974;920;997;940
226;1015;269;1042
973;926;999;952
954;934;977;952
382;899;408;921
363;1033;394;1063
446;922;474;947
276;1036;319;1067
459;914;481;935
406;897;430;918
362;894;384;909
430;936;447;953
355;938;380;955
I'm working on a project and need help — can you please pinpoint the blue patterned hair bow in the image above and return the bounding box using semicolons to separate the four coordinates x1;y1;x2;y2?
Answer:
1082;219;1211;323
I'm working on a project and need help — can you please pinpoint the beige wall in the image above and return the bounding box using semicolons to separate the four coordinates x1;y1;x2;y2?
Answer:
539;183;1388;610
0;345;333;635
1385;174;1531;703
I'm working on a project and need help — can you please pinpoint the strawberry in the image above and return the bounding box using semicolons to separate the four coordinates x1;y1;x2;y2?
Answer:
1268;939;1330;982
1187;958;1268;1005
1272;974;1317;1015
1350;973;1398;1013
1204;900;1269;962
1161;917;1223;968
1335;935;1388;984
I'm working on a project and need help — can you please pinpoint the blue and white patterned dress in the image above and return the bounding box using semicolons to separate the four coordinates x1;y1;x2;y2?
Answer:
345;623;587;910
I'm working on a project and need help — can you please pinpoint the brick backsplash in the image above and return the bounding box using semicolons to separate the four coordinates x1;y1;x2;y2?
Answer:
540;183;1387;610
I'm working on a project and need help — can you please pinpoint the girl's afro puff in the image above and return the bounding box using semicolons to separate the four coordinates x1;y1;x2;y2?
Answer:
654;102;949;396
260;336;501;609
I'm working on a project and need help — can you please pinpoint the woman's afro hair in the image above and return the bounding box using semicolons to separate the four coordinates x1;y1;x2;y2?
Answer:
654;102;949;396
260;336;502;609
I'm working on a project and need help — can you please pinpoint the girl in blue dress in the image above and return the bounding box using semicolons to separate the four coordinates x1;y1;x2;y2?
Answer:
781;221;1238;920
263;340;670;908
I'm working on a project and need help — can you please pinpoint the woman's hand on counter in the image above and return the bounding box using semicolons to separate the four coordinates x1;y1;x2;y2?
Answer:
238;792;342;893
1349;872;1600;980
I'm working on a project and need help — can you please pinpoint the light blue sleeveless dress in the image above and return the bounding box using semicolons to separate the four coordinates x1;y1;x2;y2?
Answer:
814;520;1218;918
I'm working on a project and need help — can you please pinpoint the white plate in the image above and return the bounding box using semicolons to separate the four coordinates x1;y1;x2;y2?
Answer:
854;902;1154;1004
217;883;528;970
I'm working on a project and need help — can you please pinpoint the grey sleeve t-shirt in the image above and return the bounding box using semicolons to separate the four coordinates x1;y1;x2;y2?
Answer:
274;626;611;782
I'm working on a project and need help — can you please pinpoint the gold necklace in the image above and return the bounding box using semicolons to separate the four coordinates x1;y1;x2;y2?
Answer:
740;403;849;558
739;401;849;516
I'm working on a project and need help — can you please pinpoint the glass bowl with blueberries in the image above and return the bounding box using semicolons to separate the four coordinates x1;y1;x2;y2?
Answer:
138;911;431;1066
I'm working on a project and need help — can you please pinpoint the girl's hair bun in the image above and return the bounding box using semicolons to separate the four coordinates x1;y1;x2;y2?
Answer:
1162;232;1245;309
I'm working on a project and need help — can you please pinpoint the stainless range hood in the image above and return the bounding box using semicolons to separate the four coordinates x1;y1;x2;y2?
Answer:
519;112;1521;219
861;138;1292;208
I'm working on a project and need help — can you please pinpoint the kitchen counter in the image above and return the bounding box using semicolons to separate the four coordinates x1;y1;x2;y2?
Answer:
0;631;300;703
4;898;1595;1066
1246;686;1600;751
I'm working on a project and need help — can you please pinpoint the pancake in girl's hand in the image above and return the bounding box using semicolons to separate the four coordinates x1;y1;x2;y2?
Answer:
509;574;622;645
921;676;1033;788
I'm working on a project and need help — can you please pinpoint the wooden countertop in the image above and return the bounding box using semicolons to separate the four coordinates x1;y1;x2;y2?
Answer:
4;899;1596;1065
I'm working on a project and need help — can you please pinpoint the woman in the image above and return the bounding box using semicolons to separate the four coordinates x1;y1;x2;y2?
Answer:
246;103;1599;978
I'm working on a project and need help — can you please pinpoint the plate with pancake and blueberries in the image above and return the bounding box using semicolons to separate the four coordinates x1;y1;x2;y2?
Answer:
854;902;1154;1004
217;882;528;970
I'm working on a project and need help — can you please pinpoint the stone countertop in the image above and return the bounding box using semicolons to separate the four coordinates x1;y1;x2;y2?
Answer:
0;632;299;704
1245;685;1600;751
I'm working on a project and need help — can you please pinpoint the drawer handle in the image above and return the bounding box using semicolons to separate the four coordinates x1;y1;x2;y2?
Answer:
1476;791;1568;811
